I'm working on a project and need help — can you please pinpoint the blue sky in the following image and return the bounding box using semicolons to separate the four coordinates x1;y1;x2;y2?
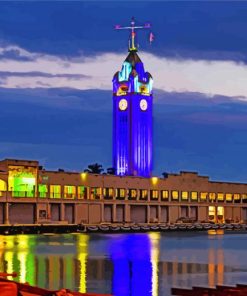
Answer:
1;1;247;182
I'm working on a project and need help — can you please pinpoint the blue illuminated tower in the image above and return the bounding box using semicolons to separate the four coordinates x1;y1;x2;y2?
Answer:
113;18;153;177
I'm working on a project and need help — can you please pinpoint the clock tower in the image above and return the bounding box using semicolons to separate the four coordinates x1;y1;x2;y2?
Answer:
113;18;153;177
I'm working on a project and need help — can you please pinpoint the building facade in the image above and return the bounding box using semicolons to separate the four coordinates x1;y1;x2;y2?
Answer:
0;159;247;225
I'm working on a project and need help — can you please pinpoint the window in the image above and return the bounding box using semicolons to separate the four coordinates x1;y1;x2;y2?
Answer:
242;194;247;203
78;186;88;199
209;206;216;222
217;193;224;202
103;188;114;199
116;188;125;200
171;190;179;201
39;210;47;219
90;187;101;200
8;166;36;197
128;189;137;200
191;191;198;201
64;185;76;199
38;184;48;198
50;185;61;198
0;179;6;197
209;193;216;202
234;193;241;203
226;193;233;202
140;189;148;200
161;190;169;201
181;191;188;201
150;190;159;200
200;192;208;202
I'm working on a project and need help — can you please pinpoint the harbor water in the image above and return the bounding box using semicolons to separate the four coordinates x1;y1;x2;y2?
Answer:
1;231;247;295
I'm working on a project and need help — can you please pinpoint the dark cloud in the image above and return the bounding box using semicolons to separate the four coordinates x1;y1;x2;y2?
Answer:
0;71;90;79
0;48;35;61
0;87;111;110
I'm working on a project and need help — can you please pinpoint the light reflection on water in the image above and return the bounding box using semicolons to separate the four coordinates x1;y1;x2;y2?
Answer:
0;231;247;295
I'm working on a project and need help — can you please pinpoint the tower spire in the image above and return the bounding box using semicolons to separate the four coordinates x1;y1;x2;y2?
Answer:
115;17;151;52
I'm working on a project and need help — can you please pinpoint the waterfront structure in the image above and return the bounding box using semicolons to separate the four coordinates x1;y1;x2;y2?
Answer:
113;18;153;177
0;159;247;225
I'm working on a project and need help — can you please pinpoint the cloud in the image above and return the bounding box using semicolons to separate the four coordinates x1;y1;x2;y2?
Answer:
0;71;90;79
0;44;247;101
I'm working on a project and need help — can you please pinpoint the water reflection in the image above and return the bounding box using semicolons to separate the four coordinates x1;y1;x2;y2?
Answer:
0;232;247;295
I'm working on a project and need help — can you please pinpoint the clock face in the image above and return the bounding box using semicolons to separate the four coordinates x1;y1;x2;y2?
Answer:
140;99;148;111
119;99;128;111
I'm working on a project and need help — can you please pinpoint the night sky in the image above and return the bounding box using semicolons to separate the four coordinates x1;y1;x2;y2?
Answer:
1;1;247;182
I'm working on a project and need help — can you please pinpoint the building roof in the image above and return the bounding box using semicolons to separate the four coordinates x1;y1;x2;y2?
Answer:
125;51;142;67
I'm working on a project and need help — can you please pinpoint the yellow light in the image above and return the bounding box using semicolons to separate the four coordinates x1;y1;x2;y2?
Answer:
77;234;89;293
81;173;87;181
5;251;14;279
149;233;160;296
151;177;158;186
18;251;27;283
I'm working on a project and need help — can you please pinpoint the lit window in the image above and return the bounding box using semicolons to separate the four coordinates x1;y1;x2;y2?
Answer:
161;190;169;201
150;190;159;200
90;187;101;200
0;179;6;197
116;188;125;199
242;194;247;203
209;193;216;202
191;191;198;201
128;189;137;200
200;192;208;201
38;184;47;198
209;206;216;222
181;191;188;201
140;189;148;200
104;188;114;199
50;185;61;198
172;191;179;201
64;185;76;199
8;166;36;197
217;193;224;202
217;206;224;223
226;193;233;202
234;193;240;203
78;186;88;199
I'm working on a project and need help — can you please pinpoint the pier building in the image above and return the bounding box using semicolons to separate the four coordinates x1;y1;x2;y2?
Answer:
0;158;247;225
